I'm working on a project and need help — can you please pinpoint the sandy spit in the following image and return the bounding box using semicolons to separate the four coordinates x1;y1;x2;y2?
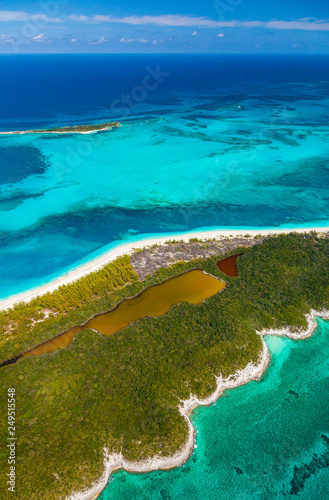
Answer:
1;227;328;311
0;126;117;135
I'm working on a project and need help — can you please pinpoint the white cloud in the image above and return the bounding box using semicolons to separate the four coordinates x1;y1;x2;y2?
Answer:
217;19;329;31
72;14;329;31
137;38;149;43
92;14;221;27
1;10;329;33
0;10;61;23
298;17;318;22
217;33;224;37
192;30;198;36
69;15;89;22
0;10;28;21
32;33;46;41
266;19;329;31
88;36;106;45
0;34;17;43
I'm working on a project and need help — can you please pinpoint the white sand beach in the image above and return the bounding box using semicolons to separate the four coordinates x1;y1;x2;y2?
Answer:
0;226;328;311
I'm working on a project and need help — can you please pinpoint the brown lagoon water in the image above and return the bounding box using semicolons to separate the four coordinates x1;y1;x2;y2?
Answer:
217;254;242;277
22;270;225;359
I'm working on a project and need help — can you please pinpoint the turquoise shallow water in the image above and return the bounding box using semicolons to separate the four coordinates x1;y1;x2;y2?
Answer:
1;55;329;299
99;320;329;500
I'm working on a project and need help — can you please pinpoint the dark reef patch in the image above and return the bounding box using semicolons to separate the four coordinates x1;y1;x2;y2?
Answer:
287;389;299;400
262;157;329;190
0;145;49;184
0;190;42;211
287;435;329;496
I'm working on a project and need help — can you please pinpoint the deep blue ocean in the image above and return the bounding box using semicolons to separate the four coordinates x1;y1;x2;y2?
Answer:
1;55;329;499
1;54;329;299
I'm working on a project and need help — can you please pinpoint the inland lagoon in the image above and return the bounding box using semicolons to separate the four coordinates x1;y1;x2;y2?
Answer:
217;254;242;277
16;270;225;360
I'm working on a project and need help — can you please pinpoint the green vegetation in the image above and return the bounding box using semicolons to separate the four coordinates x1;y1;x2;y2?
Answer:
46;122;120;133
0;255;138;364
0;233;329;500
3;122;120;135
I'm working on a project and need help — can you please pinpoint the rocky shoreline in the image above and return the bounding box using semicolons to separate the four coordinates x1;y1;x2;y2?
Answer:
69;307;329;500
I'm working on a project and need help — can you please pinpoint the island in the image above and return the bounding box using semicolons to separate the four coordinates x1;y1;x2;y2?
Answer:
0;232;328;500
0;121;121;135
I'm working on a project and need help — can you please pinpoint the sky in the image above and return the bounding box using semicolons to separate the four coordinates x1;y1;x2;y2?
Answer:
0;0;329;53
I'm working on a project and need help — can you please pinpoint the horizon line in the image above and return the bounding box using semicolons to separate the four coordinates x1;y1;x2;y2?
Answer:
1;51;329;55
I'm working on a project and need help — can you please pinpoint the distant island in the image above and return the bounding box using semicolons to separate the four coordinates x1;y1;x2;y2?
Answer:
0;232;328;500
0;121;120;135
